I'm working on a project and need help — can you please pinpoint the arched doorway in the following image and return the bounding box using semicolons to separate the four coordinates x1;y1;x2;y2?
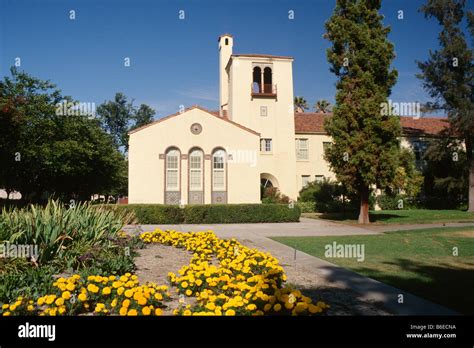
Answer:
260;173;279;200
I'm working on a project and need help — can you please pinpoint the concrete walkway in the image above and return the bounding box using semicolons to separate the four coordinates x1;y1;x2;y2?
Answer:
125;217;460;315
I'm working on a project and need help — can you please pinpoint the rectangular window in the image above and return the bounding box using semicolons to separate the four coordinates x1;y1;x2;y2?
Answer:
315;175;324;183
260;138;272;152
323;142;332;152
302;175;311;188
296;138;309;160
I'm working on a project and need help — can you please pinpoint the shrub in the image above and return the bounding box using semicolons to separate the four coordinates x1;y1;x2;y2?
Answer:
298;180;356;213
0;200;134;263
261;187;290;204
100;203;300;224
296;201;316;213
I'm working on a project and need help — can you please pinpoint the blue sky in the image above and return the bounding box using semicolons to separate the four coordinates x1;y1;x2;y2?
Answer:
0;0;463;119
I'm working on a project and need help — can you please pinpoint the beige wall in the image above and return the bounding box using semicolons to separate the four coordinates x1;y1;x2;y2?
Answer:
228;56;298;199
128;108;260;204
295;133;336;192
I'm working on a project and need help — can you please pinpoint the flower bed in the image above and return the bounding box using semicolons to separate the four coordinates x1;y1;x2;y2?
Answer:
1;230;329;316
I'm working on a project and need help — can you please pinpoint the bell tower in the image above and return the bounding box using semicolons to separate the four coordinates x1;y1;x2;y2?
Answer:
218;34;233;117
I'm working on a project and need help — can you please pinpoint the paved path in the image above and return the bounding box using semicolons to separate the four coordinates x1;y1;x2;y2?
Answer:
125;217;459;315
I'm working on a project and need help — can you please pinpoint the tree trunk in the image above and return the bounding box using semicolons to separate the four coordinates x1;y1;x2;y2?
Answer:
358;186;370;224
467;135;474;212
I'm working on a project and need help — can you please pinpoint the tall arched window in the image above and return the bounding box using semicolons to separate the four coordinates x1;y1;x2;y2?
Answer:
212;148;227;204
263;67;272;93
189;149;203;191
212;149;226;190
252;67;262;93
165;148;180;191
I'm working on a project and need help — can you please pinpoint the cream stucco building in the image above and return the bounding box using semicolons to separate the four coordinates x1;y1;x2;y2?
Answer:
128;34;448;205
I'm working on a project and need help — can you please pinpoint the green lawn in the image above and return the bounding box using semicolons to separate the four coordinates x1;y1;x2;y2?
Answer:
272;226;474;314
302;209;474;224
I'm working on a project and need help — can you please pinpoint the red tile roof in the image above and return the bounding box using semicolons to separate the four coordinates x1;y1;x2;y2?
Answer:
294;112;449;136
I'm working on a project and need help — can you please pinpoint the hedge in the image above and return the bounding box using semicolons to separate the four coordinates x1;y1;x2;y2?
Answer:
99;204;301;224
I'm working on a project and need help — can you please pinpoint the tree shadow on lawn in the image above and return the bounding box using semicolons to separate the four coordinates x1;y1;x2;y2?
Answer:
318;212;405;223
328;258;474;315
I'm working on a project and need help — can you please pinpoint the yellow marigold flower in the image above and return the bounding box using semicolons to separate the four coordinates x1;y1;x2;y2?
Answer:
154;293;163;301
273;303;282;312
119;307;128;316
181;281;188;289
246;304;257;311
205;303;216;311
308;304;322;314
225;309;236;316
195;279;203;286
45;295;56;305
55;298;64;306
66;283;75;291
62;291;71;300
183;309;192;316
124;289;133;298
142;307;151;315
263;303;272;312
58;306;66;315
3;311;11;316
284;302;294;310
137;297;147;306
117;287;125;295
2;304;9;309
87;284;99;293
155;308;163;316
127;309;138;316
185;289;192;296
122;299;131;308
102;287;111;295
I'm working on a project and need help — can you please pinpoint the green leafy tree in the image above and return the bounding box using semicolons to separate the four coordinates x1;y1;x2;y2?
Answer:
314;99;332;113
0;68;127;203
294;96;309;112
417;0;474;211
324;0;401;223
97;93;155;151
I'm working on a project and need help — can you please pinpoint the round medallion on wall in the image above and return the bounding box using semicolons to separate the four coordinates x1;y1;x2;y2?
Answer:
190;123;202;135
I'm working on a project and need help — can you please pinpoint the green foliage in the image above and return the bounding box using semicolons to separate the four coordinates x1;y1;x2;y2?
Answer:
324;0;401;222
421;135;468;208
97;92;155;151
295;201;316;213
314;99;332;113
102;203;301;224
0;68;127;202
376;194;418;210
0;264;57;304
417;0;474;211
294;96;309;112
298;179;363;213
261;187;290;204
0;200;133;263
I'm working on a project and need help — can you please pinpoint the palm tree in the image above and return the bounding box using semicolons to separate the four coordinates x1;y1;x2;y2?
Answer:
314;99;332;113
294;96;309;113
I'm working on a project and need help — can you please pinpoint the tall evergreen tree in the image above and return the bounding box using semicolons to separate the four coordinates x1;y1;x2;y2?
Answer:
417;0;474;211
324;0;401;223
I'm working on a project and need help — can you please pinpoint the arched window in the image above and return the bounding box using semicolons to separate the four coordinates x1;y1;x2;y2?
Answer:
165;148;180;191
263;67;272;93
189;149;203;191
252;67;262;93
212;149;226;190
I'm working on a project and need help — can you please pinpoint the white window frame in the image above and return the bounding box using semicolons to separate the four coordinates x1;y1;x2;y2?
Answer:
296;138;309;160
166;149;180;191
315;175;324;183
189;149;203;191
212;150;226;191
260;138;272;153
